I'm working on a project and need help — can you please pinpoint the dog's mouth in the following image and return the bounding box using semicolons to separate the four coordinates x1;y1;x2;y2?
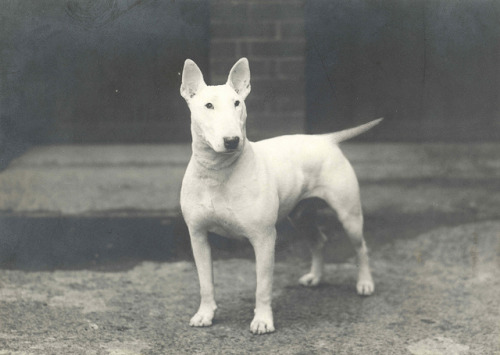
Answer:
203;141;241;155
199;133;245;155
219;146;241;155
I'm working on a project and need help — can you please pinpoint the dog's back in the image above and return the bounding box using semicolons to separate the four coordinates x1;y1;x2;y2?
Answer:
253;118;382;178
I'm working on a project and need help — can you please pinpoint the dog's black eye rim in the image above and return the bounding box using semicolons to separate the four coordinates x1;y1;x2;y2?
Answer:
205;103;214;109
234;100;240;107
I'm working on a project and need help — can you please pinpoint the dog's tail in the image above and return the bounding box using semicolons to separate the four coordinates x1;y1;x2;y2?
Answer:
324;118;383;144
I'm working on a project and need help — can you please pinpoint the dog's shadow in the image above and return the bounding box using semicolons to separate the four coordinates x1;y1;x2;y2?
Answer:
272;282;368;328
214;280;370;332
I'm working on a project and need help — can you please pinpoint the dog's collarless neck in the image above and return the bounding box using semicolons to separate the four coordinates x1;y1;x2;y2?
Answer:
192;140;248;172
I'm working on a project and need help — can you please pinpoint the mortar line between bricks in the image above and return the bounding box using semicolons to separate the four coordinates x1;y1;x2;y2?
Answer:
211;38;305;44
276;22;282;40
210;20;304;25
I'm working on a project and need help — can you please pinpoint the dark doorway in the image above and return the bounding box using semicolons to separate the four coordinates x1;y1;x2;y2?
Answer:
1;0;209;145
305;0;500;141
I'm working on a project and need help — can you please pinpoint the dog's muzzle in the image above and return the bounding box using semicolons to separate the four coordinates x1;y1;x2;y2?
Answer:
223;136;240;150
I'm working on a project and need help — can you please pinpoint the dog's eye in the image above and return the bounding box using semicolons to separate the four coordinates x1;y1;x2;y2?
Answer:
234;100;240;107
205;103;214;109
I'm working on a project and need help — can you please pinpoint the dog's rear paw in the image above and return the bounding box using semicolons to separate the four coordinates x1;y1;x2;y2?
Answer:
356;279;374;296
299;272;321;287
189;308;215;327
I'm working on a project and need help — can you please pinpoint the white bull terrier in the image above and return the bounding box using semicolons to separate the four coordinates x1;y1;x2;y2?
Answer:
180;58;382;334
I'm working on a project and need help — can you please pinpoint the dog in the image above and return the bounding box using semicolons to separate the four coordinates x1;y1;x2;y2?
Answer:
180;58;381;334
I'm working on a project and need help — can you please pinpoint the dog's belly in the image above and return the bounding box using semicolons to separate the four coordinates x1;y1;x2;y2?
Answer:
207;223;247;241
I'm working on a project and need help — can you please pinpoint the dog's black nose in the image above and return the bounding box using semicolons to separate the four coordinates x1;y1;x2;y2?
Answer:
223;136;240;150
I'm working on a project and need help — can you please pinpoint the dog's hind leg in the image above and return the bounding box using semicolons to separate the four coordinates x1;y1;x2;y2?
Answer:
289;199;327;287
336;205;374;295
320;164;375;296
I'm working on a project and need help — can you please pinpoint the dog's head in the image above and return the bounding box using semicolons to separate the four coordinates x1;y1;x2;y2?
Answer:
180;58;251;154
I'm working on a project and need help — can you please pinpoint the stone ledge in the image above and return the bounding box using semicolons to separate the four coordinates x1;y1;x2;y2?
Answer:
0;143;498;217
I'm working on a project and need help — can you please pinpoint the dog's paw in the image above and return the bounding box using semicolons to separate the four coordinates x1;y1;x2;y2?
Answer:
299;272;321;287
189;307;216;327
250;318;275;335
356;278;374;296
250;310;275;335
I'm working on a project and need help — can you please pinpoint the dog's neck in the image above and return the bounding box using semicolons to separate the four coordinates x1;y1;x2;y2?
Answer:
190;133;251;185
192;139;244;169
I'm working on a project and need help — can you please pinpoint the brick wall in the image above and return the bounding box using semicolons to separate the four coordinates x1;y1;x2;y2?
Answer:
209;0;306;139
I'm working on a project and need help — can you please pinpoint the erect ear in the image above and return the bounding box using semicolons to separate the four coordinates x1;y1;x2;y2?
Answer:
180;59;206;100
227;57;251;99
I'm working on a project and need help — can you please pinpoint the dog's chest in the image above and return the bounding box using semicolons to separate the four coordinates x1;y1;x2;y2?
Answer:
183;177;276;239
208;184;256;238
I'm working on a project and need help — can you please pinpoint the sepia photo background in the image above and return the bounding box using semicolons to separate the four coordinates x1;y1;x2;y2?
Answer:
0;1;499;353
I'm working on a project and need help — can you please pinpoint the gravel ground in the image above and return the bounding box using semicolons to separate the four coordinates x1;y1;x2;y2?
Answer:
0;220;499;354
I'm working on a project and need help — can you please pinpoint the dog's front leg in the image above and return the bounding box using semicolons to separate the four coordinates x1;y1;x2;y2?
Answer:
249;229;277;334
189;228;217;327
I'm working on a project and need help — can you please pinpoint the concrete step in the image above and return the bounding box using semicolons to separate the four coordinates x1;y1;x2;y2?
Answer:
0;144;190;217
0;143;499;217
